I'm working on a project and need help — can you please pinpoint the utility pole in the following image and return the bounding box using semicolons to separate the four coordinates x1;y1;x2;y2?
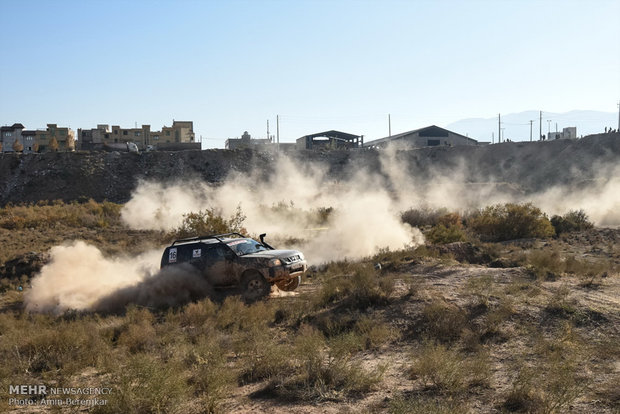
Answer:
529;120;533;141
547;119;552;136
388;114;392;137
498;113;501;143
501;128;505;143
276;115;280;151
492;132;494;144
617;101;620;131
539;111;542;140
267;120;270;142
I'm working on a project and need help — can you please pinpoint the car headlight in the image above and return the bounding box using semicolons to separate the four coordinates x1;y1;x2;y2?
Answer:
269;258;282;267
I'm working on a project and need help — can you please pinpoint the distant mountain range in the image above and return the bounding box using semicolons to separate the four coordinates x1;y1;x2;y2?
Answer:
447;110;619;143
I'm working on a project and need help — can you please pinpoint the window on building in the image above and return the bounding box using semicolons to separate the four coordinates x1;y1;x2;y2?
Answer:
135;132;140;137
4;132;12;137
114;130;118;134
153;135;159;141
123;131;128;135
166;131;170;136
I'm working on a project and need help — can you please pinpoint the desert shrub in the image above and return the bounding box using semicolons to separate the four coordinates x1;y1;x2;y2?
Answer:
117;306;157;353
282;325;386;400
550;210;594;235
237;328;293;383
466;203;555;242
426;224;467;244
187;335;236;413
420;299;467;343
313;265;392;310
503;353;587;414
409;342;490;393
401;207;449;228
169;205;247;239
389;395;469;414
354;315;401;350
527;249;564;280
0;199;123;230
0;315;113;378
95;353;188;414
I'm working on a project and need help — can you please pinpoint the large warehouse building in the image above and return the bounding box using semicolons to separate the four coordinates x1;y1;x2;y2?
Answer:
364;125;479;148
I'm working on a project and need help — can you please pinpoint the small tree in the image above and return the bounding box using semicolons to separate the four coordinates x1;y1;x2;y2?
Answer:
50;137;59;152
12;139;24;152
0;141;3;152
33;143;40;153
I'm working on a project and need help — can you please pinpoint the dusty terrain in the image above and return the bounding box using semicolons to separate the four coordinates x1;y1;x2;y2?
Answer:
0;135;619;413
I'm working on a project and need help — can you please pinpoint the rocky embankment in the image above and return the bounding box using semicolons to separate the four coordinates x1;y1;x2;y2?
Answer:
0;133;619;205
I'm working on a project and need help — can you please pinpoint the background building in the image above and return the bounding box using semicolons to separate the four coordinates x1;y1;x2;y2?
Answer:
225;131;272;150
296;130;363;150
1;123;74;152
78;120;196;151
548;127;577;140
364;125;479;148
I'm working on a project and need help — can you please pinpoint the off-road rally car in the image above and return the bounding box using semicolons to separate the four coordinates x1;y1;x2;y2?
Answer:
161;233;307;301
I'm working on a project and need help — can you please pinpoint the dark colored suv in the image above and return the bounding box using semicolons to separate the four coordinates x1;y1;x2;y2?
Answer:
161;233;307;301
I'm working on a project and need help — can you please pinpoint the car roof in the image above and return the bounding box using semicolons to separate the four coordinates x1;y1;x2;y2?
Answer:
169;235;252;247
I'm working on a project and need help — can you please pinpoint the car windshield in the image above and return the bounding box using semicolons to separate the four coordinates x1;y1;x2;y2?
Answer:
226;238;268;256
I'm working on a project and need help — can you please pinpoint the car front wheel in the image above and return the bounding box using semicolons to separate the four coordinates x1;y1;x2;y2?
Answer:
241;271;270;302
275;275;301;292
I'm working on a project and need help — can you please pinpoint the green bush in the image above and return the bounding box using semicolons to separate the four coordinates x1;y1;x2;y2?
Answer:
169;205;247;239
467;203;555;242
551;210;594;235
401;207;449;228
426;224;467;244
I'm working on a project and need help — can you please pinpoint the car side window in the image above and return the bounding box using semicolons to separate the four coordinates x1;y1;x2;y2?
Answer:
204;245;227;264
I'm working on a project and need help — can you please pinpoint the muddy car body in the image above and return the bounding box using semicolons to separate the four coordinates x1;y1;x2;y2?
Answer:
160;233;307;300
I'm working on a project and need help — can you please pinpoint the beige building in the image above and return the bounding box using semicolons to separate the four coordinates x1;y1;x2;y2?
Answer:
36;124;75;152
1;123;74;153
78;120;196;150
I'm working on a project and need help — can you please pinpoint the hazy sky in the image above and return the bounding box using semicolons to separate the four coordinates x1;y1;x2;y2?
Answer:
1;0;619;147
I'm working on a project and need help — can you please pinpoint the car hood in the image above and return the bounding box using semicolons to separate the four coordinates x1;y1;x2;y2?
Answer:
241;249;303;260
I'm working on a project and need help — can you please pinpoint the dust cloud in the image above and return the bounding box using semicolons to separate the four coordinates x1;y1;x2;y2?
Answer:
24;241;210;314
121;155;424;264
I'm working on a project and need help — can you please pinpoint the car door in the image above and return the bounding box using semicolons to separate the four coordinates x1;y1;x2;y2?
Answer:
203;244;236;286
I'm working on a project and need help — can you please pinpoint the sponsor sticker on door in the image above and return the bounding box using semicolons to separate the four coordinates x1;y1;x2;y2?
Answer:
192;249;201;258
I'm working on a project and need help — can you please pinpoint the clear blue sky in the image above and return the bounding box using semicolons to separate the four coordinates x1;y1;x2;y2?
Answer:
1;0;619;147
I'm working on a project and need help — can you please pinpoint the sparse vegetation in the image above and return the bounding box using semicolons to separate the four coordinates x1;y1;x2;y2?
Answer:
168;205;247;240
466;202;555;242
551;209;594;235
0;200;618;413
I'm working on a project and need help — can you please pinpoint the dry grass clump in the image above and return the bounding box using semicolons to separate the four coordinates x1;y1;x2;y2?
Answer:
313;263;393;310
95;353;189;414
419;299;467;343
408;341;491;396
0;199;122;230
389;395;469;414
261;324;387;401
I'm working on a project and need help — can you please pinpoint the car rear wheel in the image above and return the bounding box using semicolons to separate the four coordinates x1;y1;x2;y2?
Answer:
241;271;270;302
275;275;301;292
